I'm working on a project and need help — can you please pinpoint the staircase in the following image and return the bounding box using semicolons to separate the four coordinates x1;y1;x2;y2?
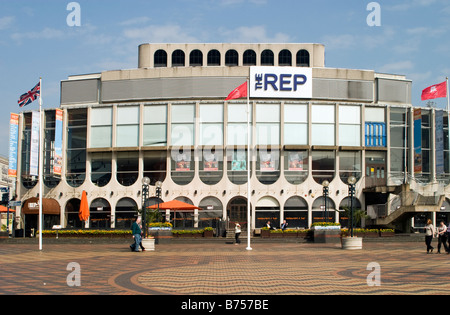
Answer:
373;184;445;228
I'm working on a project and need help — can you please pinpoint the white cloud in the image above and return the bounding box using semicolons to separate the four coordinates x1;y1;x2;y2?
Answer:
119;17;151;26
220;25;290;43
11;27;65;42
123;24;199;43
0;16;14;30
379;60;414;73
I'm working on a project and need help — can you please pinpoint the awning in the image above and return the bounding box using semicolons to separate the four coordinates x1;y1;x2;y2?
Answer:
147;200;202;212
22;198;60;215
0;205;15;213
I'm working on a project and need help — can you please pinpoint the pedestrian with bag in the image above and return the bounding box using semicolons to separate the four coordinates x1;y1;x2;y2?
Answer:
437;221;449;254
130;217;142;252
425;219;435;254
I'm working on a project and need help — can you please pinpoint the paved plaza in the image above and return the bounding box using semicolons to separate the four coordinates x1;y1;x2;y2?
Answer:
0;240;449;296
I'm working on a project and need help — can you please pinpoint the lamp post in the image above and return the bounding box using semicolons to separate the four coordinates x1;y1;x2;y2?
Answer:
142;177;150;239
155;181;162;222
322;180;329;223
348;176;357;238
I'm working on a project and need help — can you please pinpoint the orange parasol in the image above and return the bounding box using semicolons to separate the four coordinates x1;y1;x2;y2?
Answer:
147;200;202;211
78;190;90;221
0;205;15;213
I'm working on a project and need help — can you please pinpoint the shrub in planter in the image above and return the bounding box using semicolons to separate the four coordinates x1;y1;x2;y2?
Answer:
261;227;270;238
270;229;284;238
283;229;298;237
379;229;395;237
203;227;214;237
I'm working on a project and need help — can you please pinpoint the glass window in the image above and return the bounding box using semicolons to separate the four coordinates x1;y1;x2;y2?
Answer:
90;152;112;187
172;49;185;67
339;151;362;184
261;50;274;66
227;104;252;146
198;197;223;228
116;151;139;187
339;106;361;147
390;108;410;180
143;151;166;186
89;198;111;229
207;50;221;66
171;104;195;146
296;50;310;67
154;50;167;68
90;107;112;148
284;150;309;185
256;104;280;146
189;49;203;67
67;109;87;187
243;50;256;66
199;104;223;146
144;105;167;146
312;105;335;146
284;196;308;228
199;148;223;185
284;104;308;145
256;149;280;185
116;106;139;147
279;49;292;66
312;150;335;184
116;198;138;230
171;149;194;186
43;110;60;188
225;50;238;66
226;148;252;185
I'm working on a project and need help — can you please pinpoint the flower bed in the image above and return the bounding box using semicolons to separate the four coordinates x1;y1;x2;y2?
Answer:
41;230;133;238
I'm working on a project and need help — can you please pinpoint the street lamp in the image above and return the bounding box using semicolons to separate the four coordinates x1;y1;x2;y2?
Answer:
322;180;329;223
348;176;357;238
142;177;151;239
155;181;163;222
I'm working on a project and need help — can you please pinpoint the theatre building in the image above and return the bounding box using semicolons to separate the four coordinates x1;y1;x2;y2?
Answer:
10;43;450;235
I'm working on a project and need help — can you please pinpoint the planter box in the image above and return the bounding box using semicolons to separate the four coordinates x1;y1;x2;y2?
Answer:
270;232;283;238
313;229;341;243
283;232;298;238
141;238;155;251
261;229;270;238
342;237;362;250
203;230;214;237
149;230;173;244
380;231;395;237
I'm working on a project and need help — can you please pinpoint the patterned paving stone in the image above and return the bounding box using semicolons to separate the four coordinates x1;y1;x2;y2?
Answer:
0;241;448;295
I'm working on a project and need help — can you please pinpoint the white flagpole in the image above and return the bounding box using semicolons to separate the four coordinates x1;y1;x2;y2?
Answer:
246;78;252;251
38;77;43;251
446;77;449;113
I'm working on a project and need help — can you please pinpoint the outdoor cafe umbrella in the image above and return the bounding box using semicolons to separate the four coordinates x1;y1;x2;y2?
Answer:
147;200;202;211
78;190;90;222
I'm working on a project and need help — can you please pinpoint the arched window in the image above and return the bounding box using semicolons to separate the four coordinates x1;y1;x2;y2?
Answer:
225;50;239;66
172;49;185;67
116;151;139;187
207;50;221;66
199;197;223;228
189;49;203;67
154;50;167;67
296;50;310;67
278;49;292;66
261;50;274;66
116;198;138;230
284;196;309;228
243;50;256;66
65;198;81;229
90;152;112;187
339;197;362;228
312;196;336;224
256;196;280;228
90;198;111;229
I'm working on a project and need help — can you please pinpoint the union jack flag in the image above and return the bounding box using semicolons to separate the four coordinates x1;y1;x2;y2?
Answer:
18;82;40;107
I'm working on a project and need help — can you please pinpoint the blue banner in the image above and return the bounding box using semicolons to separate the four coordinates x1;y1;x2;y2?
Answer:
435;110;444;174
30;111;40;177
413;109;422;174
53;109;63;176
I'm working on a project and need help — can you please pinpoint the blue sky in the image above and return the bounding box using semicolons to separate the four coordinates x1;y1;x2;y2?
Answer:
1;0;450;157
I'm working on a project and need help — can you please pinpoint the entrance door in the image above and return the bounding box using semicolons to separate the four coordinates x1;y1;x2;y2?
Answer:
365;152;387;188
227;197;250;230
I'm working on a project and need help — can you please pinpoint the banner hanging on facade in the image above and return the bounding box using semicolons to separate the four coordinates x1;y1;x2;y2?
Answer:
413;108;422;174
30;111;40;177
53;109;63;176
435;110;444;175
8;113;19;177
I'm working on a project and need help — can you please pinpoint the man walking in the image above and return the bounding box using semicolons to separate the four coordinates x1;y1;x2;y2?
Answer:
131;217;142;252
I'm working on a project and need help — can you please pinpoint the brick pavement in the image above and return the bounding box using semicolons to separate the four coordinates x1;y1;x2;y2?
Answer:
0;241;449;295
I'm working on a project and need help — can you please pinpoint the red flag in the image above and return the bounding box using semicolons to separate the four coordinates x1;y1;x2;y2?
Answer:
421;81;447;101
225;81;248;101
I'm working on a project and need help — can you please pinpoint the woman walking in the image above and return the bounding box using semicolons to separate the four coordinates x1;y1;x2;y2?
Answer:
437;221;448;254
425;219;435;254
235;223;241;245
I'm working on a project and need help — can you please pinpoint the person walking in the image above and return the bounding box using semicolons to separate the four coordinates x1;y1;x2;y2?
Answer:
437;221;448;254
235;223;241;245
425;219;435;254
130;217;142;252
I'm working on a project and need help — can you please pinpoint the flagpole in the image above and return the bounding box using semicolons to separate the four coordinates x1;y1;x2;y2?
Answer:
246;78;252;251
38;77;43;251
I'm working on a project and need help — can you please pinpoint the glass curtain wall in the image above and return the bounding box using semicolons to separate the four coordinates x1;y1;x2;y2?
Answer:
390;108;410;182
116;106;139;147
67;109;87;187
